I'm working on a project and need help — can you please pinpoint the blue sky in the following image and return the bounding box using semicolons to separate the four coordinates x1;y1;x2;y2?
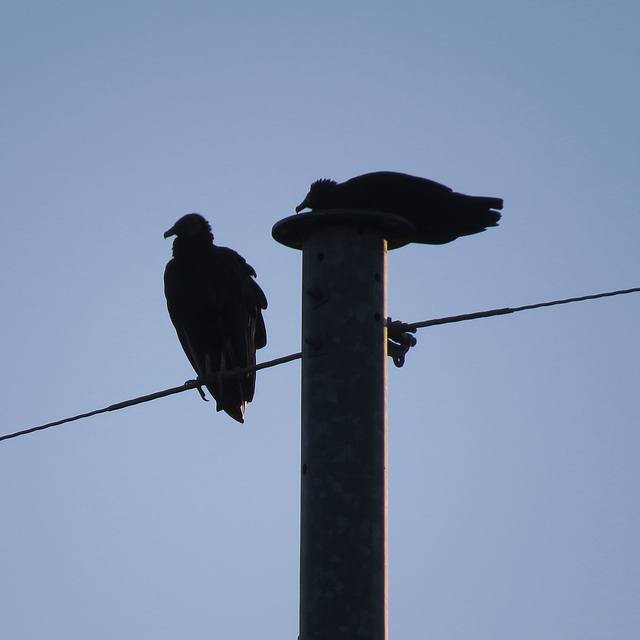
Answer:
2;1;639;638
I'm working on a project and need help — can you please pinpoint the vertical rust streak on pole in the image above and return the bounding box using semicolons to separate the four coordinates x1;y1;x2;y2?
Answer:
300;225;388;640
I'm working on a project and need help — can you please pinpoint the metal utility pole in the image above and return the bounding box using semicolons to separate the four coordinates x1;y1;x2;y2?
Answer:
273;210;412;640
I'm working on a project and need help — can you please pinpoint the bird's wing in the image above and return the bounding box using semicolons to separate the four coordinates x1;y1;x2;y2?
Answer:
207;247;267;403
334;172;453;213
164;256;224;379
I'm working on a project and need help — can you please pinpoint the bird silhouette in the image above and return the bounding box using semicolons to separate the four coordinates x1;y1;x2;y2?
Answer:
164;213;267;423
296;171;503;244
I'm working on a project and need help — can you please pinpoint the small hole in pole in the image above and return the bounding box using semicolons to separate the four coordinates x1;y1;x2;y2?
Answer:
317;252;324;262
374;312;381;321
374;272;381;282
302;463;308;475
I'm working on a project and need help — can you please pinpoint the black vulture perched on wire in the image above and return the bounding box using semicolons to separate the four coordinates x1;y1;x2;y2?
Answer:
164;213;267;423
295;171;503;245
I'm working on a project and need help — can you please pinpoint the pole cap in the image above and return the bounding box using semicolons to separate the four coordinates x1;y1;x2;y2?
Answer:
272;209;415;250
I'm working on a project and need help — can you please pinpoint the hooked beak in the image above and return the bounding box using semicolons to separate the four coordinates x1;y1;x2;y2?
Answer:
163;225;177;239
295;197;310;213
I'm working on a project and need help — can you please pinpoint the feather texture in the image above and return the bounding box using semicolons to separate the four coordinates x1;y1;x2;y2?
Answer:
296;171;503;245
164;213;267;422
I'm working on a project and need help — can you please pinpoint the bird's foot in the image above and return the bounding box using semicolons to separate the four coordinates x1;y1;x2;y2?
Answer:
186;378;209;402
196;385;208;402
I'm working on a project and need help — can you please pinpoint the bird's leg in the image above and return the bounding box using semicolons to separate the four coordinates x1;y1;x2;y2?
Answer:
185;378;209;402
195;383;208;402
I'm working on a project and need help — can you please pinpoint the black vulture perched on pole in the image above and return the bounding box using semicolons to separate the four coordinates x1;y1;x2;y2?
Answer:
163;213;267;423
295;171;503;245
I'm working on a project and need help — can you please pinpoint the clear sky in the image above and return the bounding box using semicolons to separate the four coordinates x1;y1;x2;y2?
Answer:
2;1;639;638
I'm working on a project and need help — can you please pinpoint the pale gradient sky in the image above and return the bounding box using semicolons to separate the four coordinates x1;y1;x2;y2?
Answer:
2;1;639;638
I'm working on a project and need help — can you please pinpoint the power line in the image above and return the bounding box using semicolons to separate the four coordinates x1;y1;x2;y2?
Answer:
408;286;640;329
2;285;638;443
0;352;301;443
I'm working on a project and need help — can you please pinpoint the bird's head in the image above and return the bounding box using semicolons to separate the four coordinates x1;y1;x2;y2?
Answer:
295;179;337;213
164;213;213;240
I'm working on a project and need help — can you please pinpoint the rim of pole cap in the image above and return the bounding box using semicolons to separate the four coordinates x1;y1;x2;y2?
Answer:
272;209;415;250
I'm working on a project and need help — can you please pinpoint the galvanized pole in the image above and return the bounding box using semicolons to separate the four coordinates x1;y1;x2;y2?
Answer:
273;211;412;640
